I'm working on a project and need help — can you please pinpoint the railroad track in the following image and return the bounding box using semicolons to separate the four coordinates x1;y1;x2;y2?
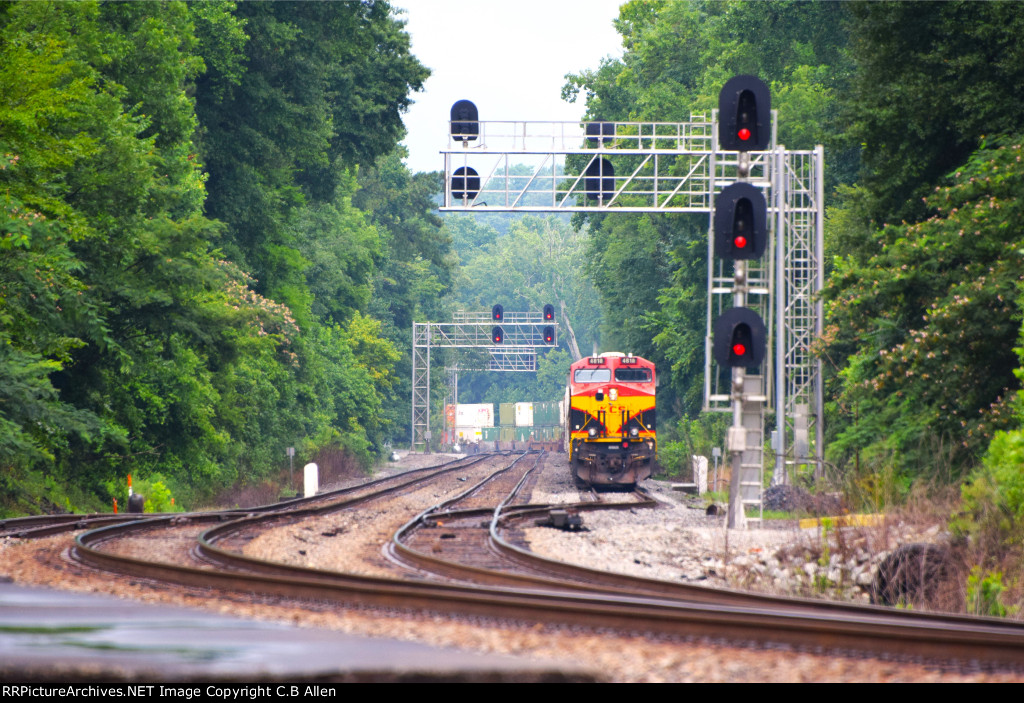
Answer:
22;450;1024;671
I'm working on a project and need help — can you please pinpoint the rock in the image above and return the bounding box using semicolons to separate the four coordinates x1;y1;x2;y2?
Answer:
871;543;951;606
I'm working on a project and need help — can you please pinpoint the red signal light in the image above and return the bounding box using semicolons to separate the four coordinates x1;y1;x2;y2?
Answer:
734;235;747;249
732;343;747;357
738;127;751;141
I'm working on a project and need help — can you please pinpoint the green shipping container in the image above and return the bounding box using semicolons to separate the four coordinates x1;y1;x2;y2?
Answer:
534;401;559;427
482;427;500;441
499;403;516;427
500;426;515;442
514;426;534;442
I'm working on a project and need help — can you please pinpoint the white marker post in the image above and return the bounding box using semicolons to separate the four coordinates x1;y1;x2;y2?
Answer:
303;463;319;498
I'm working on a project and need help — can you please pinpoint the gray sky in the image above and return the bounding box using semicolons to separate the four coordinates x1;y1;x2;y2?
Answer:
396;0;625;174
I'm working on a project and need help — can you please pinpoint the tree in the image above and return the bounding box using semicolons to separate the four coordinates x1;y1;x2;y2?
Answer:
0;1;431;513
195;1;428;302
823;138;1024;476
840;1;1024;229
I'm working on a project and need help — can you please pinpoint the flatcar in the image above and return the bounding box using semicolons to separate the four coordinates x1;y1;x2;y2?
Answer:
565;352;655;486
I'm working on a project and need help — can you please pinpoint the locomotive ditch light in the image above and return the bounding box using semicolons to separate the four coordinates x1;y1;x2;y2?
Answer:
492;304;503;321
491;326;504;344
450;100;479;142
543;303;555;321
718;75;770;152
713;307;767;368
451;166;480;201
714;182;767;260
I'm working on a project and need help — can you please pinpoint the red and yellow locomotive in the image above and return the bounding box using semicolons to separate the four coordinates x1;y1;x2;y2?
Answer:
564;352;656;486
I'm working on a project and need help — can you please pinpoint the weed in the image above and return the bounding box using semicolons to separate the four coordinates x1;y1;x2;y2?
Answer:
966;566;1009;618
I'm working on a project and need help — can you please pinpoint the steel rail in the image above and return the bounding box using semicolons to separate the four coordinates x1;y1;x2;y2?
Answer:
77;517;1024;669
70;453;1024;670
3;453;495;538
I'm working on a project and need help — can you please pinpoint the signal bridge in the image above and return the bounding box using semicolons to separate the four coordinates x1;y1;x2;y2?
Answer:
411;306;557;452
434;81;824;527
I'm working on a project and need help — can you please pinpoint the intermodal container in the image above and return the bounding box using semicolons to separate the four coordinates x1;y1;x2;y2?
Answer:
533;401;559;427
455;426;482;442
456;403;494;428
499;402;516;427
514;402;534;427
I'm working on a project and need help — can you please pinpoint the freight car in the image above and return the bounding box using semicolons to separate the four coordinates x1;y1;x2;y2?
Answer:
565;352;655;486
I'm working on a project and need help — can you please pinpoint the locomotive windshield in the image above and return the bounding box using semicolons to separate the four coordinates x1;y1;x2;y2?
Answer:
614;367;652;383
574;368;611;383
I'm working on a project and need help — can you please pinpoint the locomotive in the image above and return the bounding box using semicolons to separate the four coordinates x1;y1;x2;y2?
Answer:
564;352;655;486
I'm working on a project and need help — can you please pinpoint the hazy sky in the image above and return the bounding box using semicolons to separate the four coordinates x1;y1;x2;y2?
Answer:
396;0;625;174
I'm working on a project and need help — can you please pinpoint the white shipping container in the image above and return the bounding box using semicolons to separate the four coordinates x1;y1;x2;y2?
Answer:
514;402;534;427
455;426;483;442
456;403;494;428
559;400;565;426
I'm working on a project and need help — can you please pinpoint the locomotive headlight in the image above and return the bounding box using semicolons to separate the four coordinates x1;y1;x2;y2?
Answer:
588;427;598;438
630;427;639;438
609;388;618;401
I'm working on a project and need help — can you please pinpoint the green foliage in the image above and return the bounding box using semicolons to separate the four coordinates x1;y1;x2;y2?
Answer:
966;567;1009;618
824;138;1024;476
968;430;1024;531
0;1;435;515
654;441;689;478
954;285;1024;567
656;413;728;478
841;1;1024;227
102;473;181;513
139;475;182;514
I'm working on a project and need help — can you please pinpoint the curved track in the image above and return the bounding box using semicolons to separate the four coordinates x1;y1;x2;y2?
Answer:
55;451;1024;671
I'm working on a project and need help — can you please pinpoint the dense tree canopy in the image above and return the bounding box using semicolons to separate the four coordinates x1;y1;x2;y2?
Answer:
823;1;1024;483
824;138;1024;475
0;1;442;515
841;1;1024;228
